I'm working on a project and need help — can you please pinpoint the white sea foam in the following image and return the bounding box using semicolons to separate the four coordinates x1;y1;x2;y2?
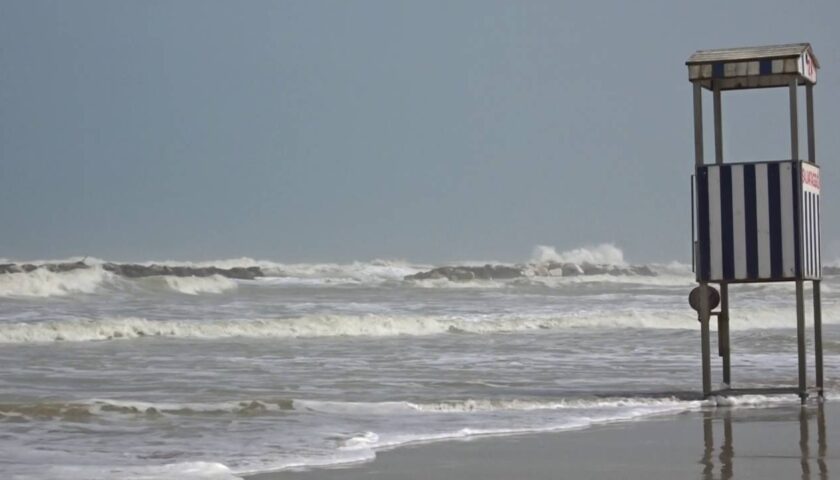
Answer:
0;261;694;298
0;395;716;424
0;267;240;298
532;243;626;266
0;266;114;298
163;275;237;295
125;257;428;285
30;462;242;480
0;244;693;293
339;404;665;453
331;394;804;463
296;396;707;415
704;394;806;407
0;398;296;420
3;305;837;344
4;392;806;480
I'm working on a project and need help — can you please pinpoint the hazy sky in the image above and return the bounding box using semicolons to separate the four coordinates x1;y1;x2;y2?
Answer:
1;1;838;263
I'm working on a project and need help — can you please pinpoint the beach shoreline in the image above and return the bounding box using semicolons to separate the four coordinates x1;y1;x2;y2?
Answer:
248;401;836;480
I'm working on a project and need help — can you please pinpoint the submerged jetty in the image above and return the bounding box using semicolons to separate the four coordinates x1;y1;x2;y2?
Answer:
0;262;263;280
2;260;834;282
405;262;657;281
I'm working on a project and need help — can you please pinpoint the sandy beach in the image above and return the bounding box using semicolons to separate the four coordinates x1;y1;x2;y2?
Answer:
250;401;836;480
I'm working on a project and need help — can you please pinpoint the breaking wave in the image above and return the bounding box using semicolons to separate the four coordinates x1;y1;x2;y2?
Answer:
0;266;114;298
1;244;834;298
161;275;237;295
32;463;241;480
4;392;806;480
2;392;803;422
0;398;295;420
3;306;838;344
329;395;803;460
0;268;238;298
532;243;626;266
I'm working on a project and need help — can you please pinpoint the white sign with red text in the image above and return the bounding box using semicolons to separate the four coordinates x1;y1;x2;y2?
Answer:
801;162;820;194
801;51;817;83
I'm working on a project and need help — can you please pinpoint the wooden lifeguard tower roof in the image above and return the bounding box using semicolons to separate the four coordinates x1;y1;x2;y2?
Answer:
686;43;819;90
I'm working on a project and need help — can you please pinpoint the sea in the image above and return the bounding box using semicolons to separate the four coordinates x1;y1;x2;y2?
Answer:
1;245;838;479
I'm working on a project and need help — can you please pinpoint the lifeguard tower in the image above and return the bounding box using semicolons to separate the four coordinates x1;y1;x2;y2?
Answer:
686;43;823;401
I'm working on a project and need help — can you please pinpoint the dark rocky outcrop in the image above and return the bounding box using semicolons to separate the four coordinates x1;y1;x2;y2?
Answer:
101;263;262;279
0;262;263;280
405;265;525;281
405;262;657;282
0;261;89;274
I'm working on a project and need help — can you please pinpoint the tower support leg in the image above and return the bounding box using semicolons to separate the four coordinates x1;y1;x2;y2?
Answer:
790;79;799;160
700;284;712;397
814;280;824;398
796;280;808;403
719;283;731;386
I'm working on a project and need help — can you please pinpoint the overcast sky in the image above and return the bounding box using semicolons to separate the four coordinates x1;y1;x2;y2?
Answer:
1;0;838;264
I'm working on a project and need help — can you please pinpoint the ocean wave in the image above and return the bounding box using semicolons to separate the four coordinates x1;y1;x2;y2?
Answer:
0;245;696;292
296;396;706;415
1;243;833;296
324;393;807;476
0;266;114;298
2;393;809;479
331;395;803;455
29;462;242;480
0;395;699;422
531;243;626;266
0;398;295;421
0;267;238;298
162;275;237;295
2;392;802;422
2;306;837;344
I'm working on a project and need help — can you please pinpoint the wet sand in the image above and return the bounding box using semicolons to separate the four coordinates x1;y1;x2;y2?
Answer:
249;402;836;480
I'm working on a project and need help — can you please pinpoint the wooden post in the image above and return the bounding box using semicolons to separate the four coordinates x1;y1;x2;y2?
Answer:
790;79;799;161
814;280;824;397
796;280;807;402
694;83;704;167
806;84;815;164
719;283;731;386
700;285;712;397
693;82;711;397
714;83;723;164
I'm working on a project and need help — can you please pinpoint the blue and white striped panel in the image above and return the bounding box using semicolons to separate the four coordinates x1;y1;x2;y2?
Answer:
801;162;821;279
696;161;819;282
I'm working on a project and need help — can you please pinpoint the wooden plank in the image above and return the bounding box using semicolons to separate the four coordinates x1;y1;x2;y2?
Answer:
700;283;712;397
687;43;811;65
714;85;723;164
814;280;824;396
693;83;704;167
796;280;807;401
719;284;731;385
790;79;799;161
807;84;816;164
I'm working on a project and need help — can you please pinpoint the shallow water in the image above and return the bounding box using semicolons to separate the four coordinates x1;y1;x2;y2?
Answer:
1;255;838;479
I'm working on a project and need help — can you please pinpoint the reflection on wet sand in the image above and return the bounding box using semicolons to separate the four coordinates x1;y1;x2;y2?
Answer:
701;404;828;480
